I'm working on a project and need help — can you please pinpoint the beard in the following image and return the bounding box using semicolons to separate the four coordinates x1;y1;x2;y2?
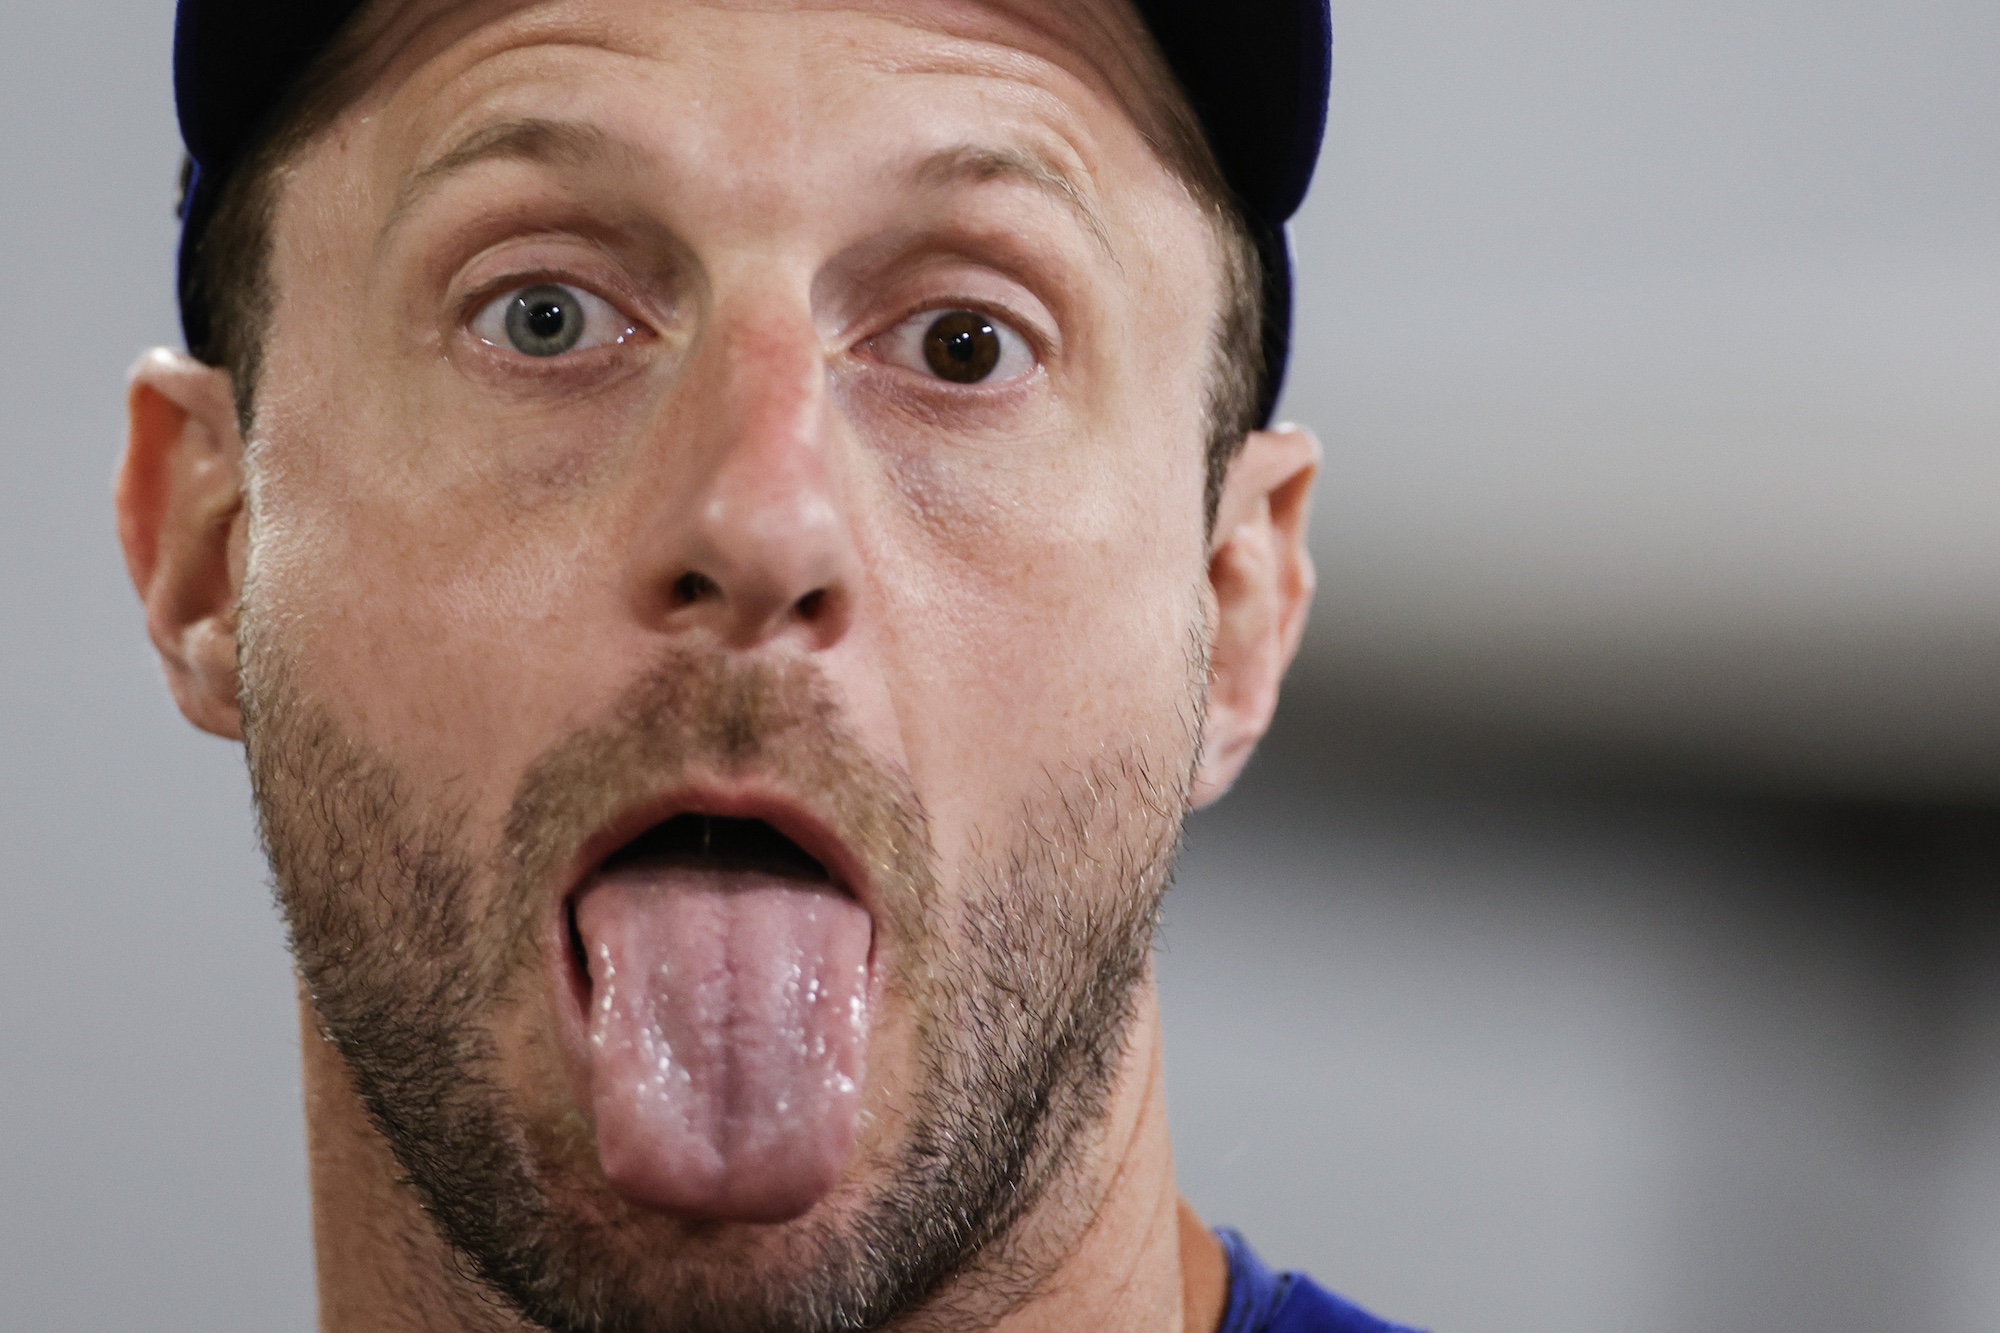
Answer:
240;631;1199;1333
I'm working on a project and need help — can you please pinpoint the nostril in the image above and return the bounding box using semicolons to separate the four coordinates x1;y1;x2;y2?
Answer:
672;570;719;607
794;588;827;621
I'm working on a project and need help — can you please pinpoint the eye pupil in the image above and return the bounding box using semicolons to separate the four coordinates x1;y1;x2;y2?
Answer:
505;284;586;357
526;300;565;338
923;311;1002;383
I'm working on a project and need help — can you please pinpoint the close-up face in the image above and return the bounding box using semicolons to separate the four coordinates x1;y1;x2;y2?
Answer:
53;3;1995;1330
153;0;1296;1328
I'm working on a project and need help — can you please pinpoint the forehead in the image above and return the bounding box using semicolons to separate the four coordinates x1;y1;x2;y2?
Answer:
317;0;1193;183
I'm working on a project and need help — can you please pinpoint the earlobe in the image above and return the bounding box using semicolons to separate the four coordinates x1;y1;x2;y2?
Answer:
117;349;249;740
1191;424;1320;807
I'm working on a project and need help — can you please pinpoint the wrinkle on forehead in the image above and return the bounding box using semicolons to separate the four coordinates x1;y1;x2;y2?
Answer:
323;0;1194;199
820;0;1186;153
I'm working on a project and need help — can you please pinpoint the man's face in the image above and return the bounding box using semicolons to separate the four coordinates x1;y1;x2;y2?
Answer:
229;0;1228;1326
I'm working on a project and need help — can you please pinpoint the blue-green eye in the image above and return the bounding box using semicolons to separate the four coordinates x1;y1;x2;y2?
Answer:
472;282;634;358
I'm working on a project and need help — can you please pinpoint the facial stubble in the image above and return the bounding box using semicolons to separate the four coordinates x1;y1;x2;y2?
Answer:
241;631;1202;1333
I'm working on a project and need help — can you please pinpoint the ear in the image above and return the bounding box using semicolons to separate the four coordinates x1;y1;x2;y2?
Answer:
117;349;248;740
1192;424;1320;807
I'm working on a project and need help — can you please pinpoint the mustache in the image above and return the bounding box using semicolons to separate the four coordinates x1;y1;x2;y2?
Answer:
490;646;937;972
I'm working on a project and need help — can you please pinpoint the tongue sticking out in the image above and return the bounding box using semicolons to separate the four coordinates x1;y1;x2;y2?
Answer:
574;850;872;1223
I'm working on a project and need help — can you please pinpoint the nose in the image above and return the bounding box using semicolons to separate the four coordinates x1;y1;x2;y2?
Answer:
631;303;860;653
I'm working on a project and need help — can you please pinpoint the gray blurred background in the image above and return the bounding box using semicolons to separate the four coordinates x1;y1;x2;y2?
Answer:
2;2;1994;1329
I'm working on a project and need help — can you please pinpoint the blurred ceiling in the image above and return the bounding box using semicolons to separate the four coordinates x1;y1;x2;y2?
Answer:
1279;0;2000;800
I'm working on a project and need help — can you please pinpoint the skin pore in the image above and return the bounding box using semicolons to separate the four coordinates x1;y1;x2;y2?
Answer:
117;0;1319;1329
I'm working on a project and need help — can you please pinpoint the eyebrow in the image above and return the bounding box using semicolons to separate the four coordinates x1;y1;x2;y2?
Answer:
383;117;618;241
912;143;1114;257
383;118;1113;258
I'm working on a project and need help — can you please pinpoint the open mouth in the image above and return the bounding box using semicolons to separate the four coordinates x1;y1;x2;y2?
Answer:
567;813;841;984
602;812;831;881
559;802;876;1221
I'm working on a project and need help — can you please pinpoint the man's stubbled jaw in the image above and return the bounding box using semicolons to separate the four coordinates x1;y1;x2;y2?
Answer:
241;622;1197;1333
213;0;1231;1321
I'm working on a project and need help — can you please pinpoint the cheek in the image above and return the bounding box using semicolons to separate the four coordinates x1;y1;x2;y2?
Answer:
856;411;1211;846
241;374;633;809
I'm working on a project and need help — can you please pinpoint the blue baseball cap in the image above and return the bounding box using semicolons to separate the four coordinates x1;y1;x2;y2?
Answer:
174;0;1330;423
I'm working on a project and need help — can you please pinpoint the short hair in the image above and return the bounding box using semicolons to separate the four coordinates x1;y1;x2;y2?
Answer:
179;3;1266;527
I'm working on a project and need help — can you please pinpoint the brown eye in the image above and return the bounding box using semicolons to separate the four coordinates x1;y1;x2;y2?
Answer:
922;311;1003;383
876;306;1036;387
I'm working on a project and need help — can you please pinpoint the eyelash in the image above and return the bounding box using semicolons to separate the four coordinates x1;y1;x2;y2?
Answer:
864;303;1043;385
451;266;1048;393
463;276;647;358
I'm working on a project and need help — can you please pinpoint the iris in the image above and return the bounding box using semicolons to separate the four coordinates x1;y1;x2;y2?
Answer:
505;284;587;358
922;311;1002;383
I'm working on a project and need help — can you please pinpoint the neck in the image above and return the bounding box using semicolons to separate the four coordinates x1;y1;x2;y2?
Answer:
301;982;1228;1333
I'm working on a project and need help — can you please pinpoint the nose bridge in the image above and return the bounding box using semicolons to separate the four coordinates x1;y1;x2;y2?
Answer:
719;304;824;467
640;293;860;651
